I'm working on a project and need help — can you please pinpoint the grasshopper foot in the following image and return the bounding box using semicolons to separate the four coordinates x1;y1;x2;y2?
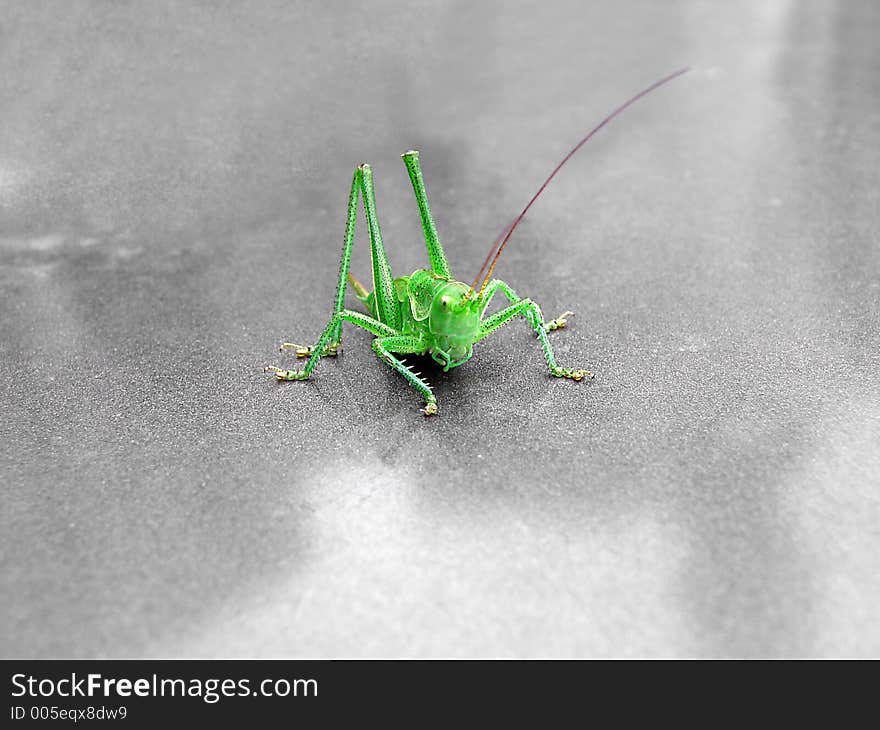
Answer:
420;400;438;417
542;311;574;334
264;365;309;381
280;341;340;358
550;365;593;381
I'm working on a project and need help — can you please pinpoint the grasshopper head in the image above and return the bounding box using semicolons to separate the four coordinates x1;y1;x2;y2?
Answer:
428;281;481;371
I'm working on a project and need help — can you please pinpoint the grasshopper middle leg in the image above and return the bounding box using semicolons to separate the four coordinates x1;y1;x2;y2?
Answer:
280;341;341;358
265;309;395;380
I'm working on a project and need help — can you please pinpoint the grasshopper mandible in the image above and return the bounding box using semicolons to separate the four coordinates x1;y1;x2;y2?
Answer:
265;68;688;415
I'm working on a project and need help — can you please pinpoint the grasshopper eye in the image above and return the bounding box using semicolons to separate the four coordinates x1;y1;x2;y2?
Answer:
441;297;449;308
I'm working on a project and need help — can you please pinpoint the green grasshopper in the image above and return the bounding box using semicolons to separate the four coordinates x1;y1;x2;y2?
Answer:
265;68;688;415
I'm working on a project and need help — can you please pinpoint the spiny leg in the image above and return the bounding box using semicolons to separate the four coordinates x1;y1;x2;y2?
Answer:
480;279;575;335
265;309;396;380
371;335;437;416
279;169;360;358
358;163;400;330
475;293;593;381
401;150;452;278
327;169;362;347
278;163;399;359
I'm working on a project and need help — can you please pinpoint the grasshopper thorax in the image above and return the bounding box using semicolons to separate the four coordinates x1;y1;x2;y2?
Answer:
407;270;481;371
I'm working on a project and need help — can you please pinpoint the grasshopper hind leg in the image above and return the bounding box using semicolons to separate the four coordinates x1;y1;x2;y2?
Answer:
270;163;381;369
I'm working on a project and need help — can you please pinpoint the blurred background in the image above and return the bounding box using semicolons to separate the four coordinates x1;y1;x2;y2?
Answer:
1;1;878;657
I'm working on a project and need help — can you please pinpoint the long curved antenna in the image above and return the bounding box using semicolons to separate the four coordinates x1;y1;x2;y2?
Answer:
465;66;689;301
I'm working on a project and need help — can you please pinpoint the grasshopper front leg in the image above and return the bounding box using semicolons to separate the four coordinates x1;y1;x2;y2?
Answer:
480;279;576;336
476;290;593;381
371;335;437;416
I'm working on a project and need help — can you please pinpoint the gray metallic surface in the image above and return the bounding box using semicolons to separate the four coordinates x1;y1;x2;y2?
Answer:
2;1;878;657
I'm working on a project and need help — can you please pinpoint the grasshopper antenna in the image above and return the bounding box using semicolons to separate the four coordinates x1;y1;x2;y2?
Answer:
465;66;690;301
